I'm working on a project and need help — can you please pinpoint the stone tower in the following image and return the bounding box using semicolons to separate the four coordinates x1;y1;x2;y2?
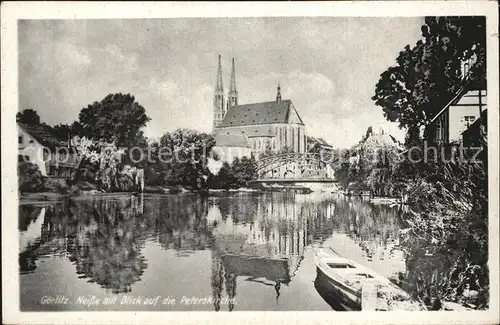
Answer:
213;54;225;129
227;58;238;111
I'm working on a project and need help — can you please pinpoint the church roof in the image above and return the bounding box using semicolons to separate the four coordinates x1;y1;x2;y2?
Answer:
246;127;276;137
217;99;304;127
214;133;251;148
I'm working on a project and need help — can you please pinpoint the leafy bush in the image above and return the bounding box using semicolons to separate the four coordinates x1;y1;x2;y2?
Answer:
207;156;257;189
398;157;488;309
18;162;45;193
43;177;70;194
155;129;216;189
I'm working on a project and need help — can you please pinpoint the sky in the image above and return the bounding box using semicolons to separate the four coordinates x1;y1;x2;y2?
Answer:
18;17;423;148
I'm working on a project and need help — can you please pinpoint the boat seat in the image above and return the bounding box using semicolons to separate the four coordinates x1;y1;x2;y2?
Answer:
327;263;355;269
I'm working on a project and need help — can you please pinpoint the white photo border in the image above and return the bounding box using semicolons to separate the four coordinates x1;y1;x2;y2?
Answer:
2;1;499;324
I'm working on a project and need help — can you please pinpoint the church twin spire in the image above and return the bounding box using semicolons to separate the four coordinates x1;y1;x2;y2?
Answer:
213;55;238;129
228;58;238;110
213;54;226;129
215;54;224;91
276;82;282;102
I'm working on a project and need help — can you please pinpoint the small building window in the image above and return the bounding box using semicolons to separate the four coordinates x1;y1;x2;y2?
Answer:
18;136;23;144
18;155;29;162
464;116;475;127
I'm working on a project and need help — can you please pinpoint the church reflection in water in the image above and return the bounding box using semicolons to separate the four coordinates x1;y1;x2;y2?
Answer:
207;193;336;311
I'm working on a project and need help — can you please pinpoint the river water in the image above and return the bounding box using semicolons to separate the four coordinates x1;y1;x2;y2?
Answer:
19;192;409;311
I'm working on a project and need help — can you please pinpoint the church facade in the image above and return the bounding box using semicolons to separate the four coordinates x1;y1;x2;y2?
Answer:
212;55;307;162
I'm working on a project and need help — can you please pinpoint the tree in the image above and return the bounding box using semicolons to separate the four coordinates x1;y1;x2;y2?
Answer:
215;162;237;189
77;93;151;149
71;136;126;190
18;161;44;193
206;156;257;189
372;17;486;143
53;123;73;140
231;156;258;187
17;109;41;125
158;129;215;189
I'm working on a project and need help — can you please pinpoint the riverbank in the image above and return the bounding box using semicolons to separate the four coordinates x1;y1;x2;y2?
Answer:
335;157;488;310
19;183;317;204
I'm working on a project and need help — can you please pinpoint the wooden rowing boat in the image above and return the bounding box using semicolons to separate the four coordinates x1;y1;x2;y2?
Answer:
314;246;423;311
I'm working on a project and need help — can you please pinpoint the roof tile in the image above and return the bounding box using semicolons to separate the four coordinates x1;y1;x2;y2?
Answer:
214;133;251;148
218;100;298;127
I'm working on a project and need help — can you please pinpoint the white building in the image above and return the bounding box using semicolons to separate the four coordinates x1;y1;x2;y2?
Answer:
18;123;78;178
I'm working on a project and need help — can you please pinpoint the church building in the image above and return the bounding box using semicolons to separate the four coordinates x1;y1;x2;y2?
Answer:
212;55;307;162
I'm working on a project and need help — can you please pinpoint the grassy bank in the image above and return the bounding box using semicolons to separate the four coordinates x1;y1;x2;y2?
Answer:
394;154;488;310
334;141;489;310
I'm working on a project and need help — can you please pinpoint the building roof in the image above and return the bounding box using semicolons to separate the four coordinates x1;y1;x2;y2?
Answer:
217;99;304;127
246;126;276;138
307;136;333;149
214;133;251;148
18;123;70;151
361;133;400;149
429;74;485;125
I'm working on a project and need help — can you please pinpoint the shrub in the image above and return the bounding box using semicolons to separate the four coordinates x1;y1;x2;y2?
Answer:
43;177;70;194
18;162;45;193
207;157;257;189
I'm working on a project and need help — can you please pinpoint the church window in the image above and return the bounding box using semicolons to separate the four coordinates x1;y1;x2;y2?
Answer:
298;128;301;152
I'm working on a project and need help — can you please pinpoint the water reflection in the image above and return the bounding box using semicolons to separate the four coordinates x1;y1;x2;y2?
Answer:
19;192;407;311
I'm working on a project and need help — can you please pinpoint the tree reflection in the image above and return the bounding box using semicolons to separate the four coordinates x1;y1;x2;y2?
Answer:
66;198;149;293
211;250;224;311
329;196;402;259
19;196;149;293
153;195;211;253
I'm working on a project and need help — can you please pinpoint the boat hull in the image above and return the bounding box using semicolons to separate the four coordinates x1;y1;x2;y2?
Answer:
314;247;423;311
315;266;361;311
